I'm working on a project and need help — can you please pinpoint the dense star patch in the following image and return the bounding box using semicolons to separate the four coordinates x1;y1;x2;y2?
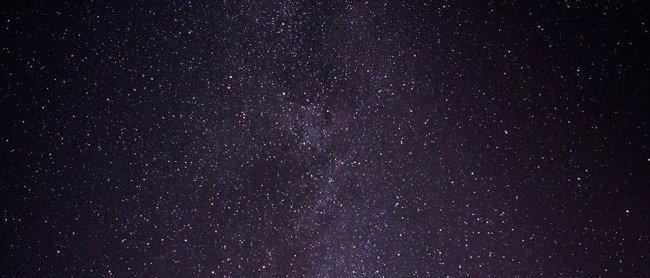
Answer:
1;1;648;277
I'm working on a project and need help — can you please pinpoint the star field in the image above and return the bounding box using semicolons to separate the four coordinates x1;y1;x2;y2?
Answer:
1;1;649;277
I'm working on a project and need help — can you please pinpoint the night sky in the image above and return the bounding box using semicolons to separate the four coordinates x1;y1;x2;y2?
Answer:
2;1;649;277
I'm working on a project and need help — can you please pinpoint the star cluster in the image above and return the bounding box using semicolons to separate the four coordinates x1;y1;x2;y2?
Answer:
2;1;648;276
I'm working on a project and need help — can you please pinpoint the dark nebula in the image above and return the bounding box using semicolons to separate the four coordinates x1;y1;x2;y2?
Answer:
2;1;648;276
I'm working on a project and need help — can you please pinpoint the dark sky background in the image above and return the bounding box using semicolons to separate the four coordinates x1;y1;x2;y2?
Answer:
1;1;649;277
